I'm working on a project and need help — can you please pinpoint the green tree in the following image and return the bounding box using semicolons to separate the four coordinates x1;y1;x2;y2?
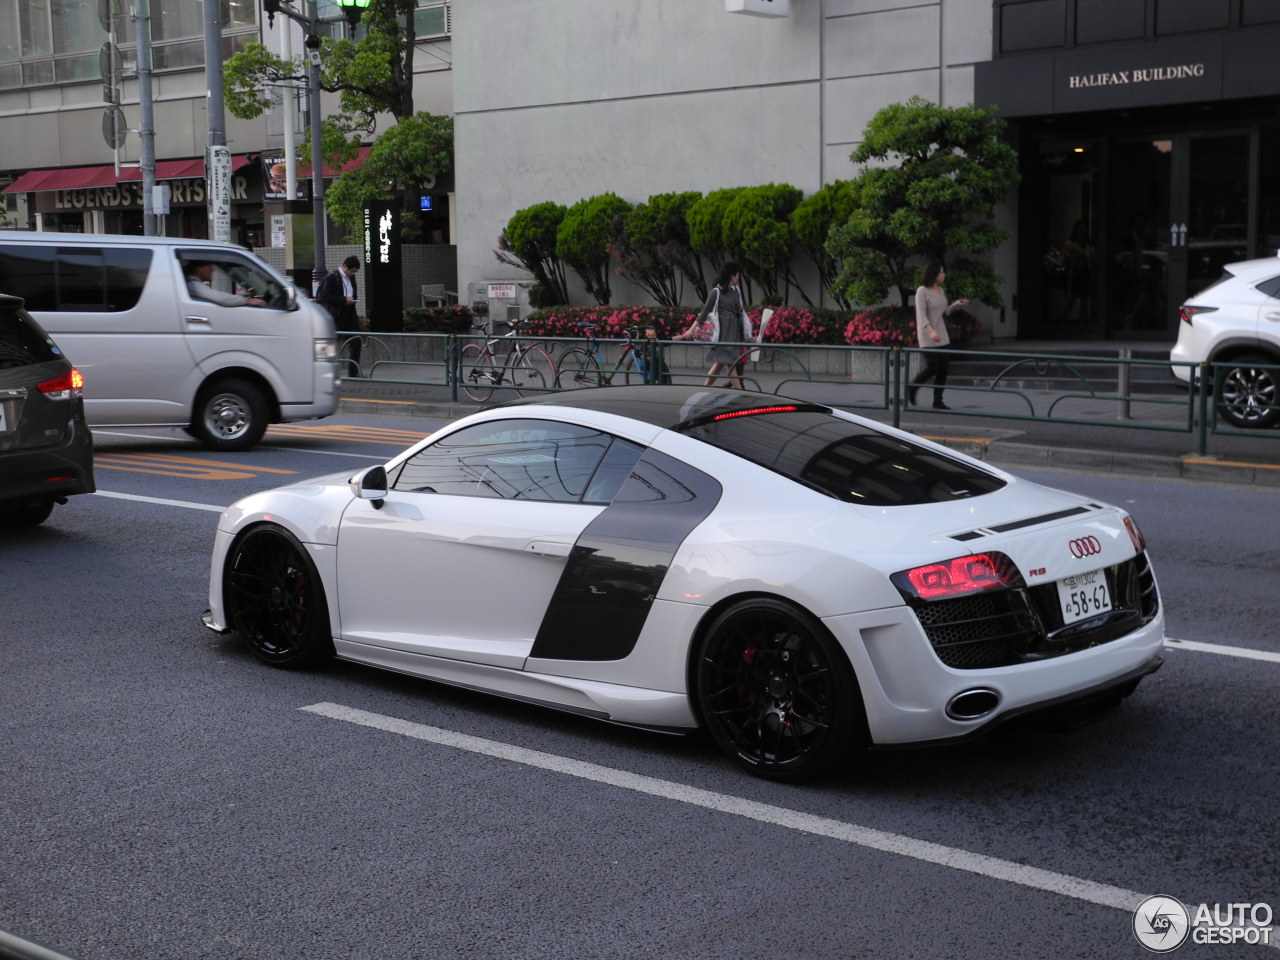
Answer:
723;184;805;306
557;193;632;305
828;97;1019;307
687;187;745;298
791;180;856;310
494;202;570;307
223;0;451;235
610;191;702;308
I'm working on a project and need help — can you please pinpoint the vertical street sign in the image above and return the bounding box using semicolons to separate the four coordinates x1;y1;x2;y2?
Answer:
207;145;232;244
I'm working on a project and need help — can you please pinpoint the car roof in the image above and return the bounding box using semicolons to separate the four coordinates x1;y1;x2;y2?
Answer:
499;385;831;431
0;230;248;253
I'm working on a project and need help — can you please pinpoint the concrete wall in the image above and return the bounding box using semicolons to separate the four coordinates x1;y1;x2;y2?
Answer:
451;0;998;313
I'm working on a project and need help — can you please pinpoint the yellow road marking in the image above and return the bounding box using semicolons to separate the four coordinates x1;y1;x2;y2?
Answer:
95;453;299;481
1183;457;1280;471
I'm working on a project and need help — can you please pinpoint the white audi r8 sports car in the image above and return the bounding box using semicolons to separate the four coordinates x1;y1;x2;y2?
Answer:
203;386;1164;781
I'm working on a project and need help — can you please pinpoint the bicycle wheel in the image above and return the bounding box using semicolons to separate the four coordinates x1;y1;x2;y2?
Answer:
555;348;603;389
511;344;556;397
460;343;496;402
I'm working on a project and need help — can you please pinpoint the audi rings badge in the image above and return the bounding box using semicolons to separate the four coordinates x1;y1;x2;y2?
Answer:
1068;536;1102;558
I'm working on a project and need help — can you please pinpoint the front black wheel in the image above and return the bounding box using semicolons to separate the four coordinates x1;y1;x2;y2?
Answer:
695;598;867;781
1217;353;1280;428
224;525;334;668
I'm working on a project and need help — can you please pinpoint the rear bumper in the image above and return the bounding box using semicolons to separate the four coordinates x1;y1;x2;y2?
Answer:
0;416;95;503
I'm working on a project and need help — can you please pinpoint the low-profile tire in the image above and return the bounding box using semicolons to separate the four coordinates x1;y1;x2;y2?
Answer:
0;499;55;528
1216;353;1280;428
224;524;334;668
191;378;269;451
695;597;867;782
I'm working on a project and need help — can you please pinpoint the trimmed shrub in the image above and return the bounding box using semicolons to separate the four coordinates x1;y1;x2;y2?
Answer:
402;304;474;333
522;305;698;340
843;306;980;346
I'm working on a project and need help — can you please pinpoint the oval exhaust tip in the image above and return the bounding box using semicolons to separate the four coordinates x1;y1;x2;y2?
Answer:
946;688;1000;721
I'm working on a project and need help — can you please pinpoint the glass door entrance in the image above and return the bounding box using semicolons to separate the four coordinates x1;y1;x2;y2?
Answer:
1036;130;1250;341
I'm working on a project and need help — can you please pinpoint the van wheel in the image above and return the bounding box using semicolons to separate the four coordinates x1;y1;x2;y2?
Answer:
192;378;269;451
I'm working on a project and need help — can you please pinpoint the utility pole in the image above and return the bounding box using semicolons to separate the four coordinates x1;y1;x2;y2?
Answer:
134;0;157;236
203;0;232;243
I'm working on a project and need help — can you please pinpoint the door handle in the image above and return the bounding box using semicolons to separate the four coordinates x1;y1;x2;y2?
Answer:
1264;312;1280;322
185;315;211;325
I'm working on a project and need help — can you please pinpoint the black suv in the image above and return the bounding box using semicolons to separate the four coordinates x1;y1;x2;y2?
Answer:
0;294;95;527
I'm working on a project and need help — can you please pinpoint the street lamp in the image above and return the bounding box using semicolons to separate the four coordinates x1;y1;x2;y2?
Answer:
335;0;371;36
261;0;367;294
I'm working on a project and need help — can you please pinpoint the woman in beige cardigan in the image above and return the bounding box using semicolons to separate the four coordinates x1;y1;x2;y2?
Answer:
908;261;969;410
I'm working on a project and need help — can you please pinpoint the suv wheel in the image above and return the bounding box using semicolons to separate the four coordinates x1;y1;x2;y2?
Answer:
0;499;55;528
1217;353;1280;429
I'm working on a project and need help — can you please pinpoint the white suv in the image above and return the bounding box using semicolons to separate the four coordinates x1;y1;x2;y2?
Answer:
1170;256;1280;428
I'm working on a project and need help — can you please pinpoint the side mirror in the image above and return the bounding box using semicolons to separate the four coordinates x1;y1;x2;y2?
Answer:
349;465;388;506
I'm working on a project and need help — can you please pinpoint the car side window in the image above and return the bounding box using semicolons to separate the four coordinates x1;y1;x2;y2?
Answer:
391;418;643;503
1256;276;1280;300
180;252;286;309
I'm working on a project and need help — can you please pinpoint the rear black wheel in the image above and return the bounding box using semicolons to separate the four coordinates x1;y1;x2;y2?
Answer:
1216;353;1280;428
191;377;269;451
695;598;867;781
224;525;334;668
461;343;496;402
555;348;602;389
0;499;54;528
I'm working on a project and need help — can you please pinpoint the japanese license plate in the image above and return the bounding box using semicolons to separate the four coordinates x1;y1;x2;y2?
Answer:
1057;568;1112;624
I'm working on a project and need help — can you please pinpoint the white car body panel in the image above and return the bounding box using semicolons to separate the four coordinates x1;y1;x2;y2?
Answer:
206;389;1165;761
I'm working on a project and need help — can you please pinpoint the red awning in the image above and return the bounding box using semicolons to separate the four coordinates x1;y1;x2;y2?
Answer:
3;154;252;193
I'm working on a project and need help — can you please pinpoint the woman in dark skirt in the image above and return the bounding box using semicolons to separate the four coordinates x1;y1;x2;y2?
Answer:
674;261;752;388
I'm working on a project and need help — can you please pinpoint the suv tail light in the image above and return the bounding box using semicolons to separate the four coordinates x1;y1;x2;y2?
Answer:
38;368;85;400
1179;305;1217;326
891;551;1025;601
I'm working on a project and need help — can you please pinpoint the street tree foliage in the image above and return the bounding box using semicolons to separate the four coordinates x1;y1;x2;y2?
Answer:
557;193;633;305
609;191;704;308
828;97;1019;307
687;188;742;287
494;202;570;307
791;180;856;310
723;184;806;306
222;0;452;234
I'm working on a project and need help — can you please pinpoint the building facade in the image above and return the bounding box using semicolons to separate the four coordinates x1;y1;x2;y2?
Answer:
5;1;1280;345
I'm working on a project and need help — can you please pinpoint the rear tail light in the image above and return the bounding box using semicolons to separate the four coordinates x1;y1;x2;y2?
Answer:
38;368;84;400
1179;305;1217;326
1123;514;1146;553
891;551;1025;601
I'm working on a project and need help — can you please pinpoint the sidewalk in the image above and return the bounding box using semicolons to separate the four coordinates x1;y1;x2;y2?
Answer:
334;352;1280;489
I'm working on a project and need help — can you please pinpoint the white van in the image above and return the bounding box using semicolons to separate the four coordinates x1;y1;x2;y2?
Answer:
0;232;338;450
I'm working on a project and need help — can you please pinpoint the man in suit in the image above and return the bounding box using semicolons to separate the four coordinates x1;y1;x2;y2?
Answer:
317;255;361;375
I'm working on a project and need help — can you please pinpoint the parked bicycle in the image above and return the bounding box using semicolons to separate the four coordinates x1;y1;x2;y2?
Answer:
460;318;557;402
555;323;663;388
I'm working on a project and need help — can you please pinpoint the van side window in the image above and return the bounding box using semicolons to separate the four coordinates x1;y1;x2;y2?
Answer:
0;247;152;312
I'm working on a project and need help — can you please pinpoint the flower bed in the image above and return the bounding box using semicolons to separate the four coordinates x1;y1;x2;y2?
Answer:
843;305;980;347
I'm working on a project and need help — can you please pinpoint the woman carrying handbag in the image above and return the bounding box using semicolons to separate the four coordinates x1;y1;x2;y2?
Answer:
674;261;753;389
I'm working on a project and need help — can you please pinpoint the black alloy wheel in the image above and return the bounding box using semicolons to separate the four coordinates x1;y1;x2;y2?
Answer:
1217;354;1280;429
695;598;866;781
225;525;334;668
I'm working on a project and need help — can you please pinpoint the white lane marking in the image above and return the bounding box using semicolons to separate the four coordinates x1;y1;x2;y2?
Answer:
93;490;225;513
1164;637;1280;664
299;702;1151;915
